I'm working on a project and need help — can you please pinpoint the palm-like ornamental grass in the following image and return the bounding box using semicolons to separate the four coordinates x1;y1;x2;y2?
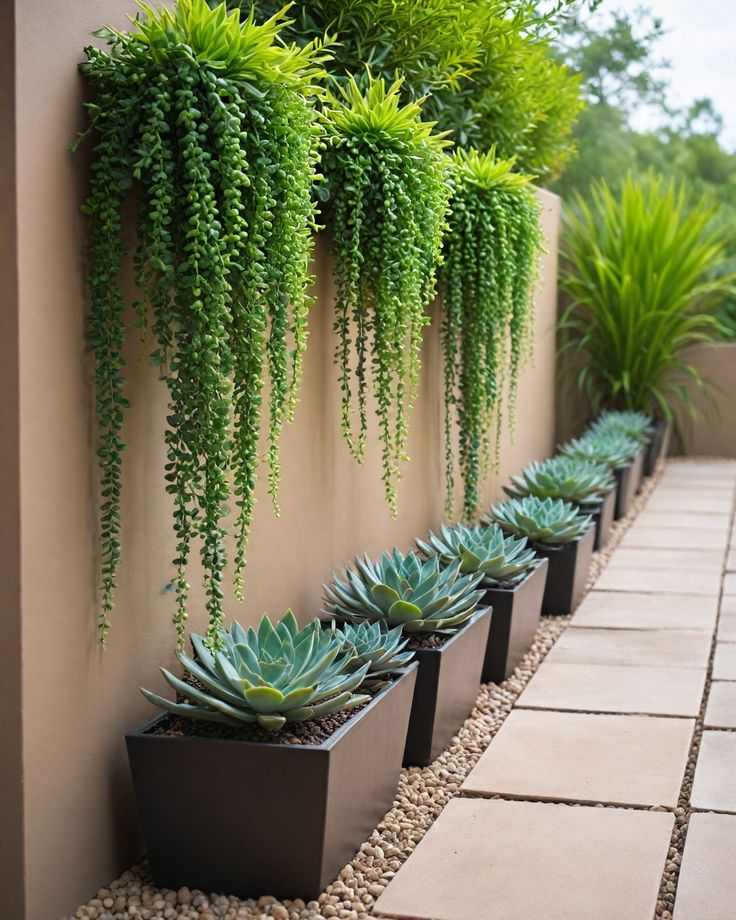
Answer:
338;621;414;680
560;429;640;471
416;523;539;588
142;612;371;731
323;550;484;634
504;456;615;506
589;410;654;445
487;496;592;545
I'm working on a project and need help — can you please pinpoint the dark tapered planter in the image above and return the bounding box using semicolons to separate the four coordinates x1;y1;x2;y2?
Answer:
126;663;418;900
644;419;671;477
480;559;548;684
403;606;492;767
534;525;595;615
584;488;616;551
613;450;644;519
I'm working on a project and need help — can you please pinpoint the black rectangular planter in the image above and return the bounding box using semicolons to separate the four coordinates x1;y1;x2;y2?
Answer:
644;419;671;477
480;559;548;684
585;488;616;551
614;450;644;519
534;524;595;615
126;663;418;900
403;606;492;767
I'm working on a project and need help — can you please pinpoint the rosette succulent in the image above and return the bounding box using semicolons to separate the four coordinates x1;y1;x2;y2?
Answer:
560;430;640;471
589;410;654;445
142;611;371;731
338;621;414;681
504;456;615;506
487;496;593;546
416;523;539;589
323;550;484;634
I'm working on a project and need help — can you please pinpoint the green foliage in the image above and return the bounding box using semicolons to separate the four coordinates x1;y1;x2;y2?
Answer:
717;301;736;341
559;430;640;471
338;621;414;682
487;495;592;545
589;410;653;445
441;148;542;519
142;611;371;731
559;175;735;421
323;76;451;515
416;522;538;589
77;0;325;644
244;0;584;177
505;456;614;506
323;550;484;634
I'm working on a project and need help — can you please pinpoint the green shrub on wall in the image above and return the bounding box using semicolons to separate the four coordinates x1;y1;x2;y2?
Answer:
77;0;325;644
323;76;452;515
442;149;542;520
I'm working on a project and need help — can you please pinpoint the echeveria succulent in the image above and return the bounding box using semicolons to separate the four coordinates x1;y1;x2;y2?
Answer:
323;549;484;634
589;410;654;445
142;611;370;732
504;456;615;506
559;429;640;471
416;522;539;588
338;620;414;680
487;496;593;545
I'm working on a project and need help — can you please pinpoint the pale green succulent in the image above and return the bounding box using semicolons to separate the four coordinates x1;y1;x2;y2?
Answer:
142;611;371;732
487;496;593;545
323;549;484;634
589;410;653;445
504;456;614;506
416;522;539;588
338;621;414;680
559;429;640;471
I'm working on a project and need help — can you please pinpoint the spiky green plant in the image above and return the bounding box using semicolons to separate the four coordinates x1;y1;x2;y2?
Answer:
442;148;542;520
142;611;371;731
416;522;538;588
504;456;614;506
338;621;414;681
487;496;592;545
76;0;327;644
588;410;654;445
560;430;640;471
559;175;736;422
323;550;484;634
323;75;451;516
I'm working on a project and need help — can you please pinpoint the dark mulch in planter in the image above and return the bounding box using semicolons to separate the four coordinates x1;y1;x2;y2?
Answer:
148;690;377;746
407;632;451;650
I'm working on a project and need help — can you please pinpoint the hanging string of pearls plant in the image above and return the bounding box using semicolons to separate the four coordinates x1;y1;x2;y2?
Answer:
76;0;327;645
442;148;543;521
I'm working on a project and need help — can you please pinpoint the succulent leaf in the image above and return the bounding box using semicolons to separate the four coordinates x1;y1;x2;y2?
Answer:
487;496;592;546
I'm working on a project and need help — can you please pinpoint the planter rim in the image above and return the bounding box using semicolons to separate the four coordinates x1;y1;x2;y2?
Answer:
128;660;419;753
481;556;549;597
531;523;595;553
409;605;492;658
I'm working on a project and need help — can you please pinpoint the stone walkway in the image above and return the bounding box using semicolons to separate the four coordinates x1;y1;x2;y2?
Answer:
374;459;736;920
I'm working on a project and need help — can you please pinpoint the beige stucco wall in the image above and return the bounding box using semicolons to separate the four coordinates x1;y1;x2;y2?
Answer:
5;2;559;917
676;342;736;456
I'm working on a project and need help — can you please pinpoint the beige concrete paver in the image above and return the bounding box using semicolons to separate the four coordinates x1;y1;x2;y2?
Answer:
374;798;673;920
717;615;736;642
727;549;736;571
713;642;736;680
723;572;736;594
607;547;724;571
673;813;736;919
691;731;736;813
462;709;694;808
644;493;732;514
704;682;736;729
632;511;731;532
722;595;736;616
516;661;706;717
571;591;717;632
593;564;721;596
619;526;728;551
546;627;711;670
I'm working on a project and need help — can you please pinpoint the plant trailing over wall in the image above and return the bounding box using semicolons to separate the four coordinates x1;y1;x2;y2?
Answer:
323;75;451;515
142;611;371;731
442;148;542;519
76;0;326;644
559;175;736;422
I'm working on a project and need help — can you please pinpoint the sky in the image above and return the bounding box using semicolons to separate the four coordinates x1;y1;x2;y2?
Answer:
582;0;736;149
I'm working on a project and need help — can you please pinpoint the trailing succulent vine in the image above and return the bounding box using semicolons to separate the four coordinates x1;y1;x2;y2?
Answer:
76;0;326;644
322;76;451;515
442;148;542;521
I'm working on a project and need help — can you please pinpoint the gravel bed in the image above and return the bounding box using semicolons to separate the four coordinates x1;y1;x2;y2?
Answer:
68;465;664;920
